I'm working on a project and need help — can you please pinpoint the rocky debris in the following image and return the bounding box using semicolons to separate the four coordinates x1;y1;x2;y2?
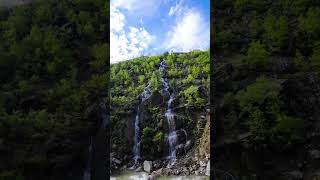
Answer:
135;155;211;177
200;160;206;167
205;160;210;176
135;166;142;172
148;168;162;180
143;160;153;173
197;166;206;175
184;140;193;152
152;160;163;170
285;170;303;180
111;157;121;165
309;149;320;159
237;132;251;140
176;144;185;155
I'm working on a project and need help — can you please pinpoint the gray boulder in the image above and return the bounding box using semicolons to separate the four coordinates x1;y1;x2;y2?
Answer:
205;160;210;176
143;160;153;173
309;149;320;159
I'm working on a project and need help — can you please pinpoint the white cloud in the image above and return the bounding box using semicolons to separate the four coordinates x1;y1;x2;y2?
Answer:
110;7;125;32
168;0;184;16
110;6;154;63
111;0;161;16
164;9;210;52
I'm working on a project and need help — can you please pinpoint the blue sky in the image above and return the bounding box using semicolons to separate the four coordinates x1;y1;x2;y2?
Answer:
111;0;210;63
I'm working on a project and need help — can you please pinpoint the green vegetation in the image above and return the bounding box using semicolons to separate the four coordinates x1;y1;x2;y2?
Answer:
215;0;320;144
0;0;109;179
214;0;320;178
110;50;209;160
110;50;209;108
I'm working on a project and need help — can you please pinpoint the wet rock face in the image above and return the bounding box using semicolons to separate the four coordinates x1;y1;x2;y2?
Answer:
282;73;320;120
147;91;165;106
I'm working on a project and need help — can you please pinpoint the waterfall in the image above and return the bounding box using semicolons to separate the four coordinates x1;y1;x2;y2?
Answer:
83;137;93;180
131;58;178;167
83;100;108;179
132;82;152;165
141;82;152;102
159;59;178;165
165;94;177;161
100;101;108;128
133;107;141;164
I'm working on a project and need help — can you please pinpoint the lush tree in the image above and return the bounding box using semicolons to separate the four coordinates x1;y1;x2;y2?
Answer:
298;8;320;39
247;41;269;68
263;12;288;53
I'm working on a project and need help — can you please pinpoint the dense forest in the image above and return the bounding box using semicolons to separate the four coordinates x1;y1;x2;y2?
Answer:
110;50;210;177
213;0;320;179
0;0;109;179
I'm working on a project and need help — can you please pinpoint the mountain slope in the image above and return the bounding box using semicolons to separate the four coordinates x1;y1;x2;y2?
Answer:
213;0;320;179
0;0;109;179
110;50;210;176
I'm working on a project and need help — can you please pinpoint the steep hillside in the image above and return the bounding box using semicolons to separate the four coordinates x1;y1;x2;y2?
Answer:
0;0;109;179
213;0;320;179
110;50;210;176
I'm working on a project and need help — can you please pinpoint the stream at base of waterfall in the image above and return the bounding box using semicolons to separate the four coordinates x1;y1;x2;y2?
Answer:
110;171;209;180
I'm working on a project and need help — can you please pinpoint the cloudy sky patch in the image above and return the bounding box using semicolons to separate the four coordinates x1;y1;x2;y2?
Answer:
110;0;210;63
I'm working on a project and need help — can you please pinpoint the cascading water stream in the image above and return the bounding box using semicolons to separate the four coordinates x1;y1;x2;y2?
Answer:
83;100;108;180
83;138;93;180
159;59;178;166
99;101;108;129
132;82;152;166
165;95;177;161
131;59;178;167
132;107;141;164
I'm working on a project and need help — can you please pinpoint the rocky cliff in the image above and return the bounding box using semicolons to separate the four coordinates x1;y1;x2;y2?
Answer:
110;51;210;177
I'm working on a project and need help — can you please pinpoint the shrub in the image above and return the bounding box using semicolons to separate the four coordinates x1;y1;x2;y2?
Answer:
247;41;269;69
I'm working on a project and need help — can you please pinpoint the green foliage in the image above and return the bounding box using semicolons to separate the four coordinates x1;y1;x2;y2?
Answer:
168;65;182;77
150;71;160;91
228;76;304;143
249;17;263;39
216;0;316;172
237;76;281;109
0;0;109;179
234;0;266;13
138;75;145;84
182;86;206;106
298;8;320;39
247;108;269;137
140;127;165;158
272;114;304;143
216;30;236;49
310;43;320;71
0;171;24;180
183;74;195;85
247;41;269;69
153;132;164;152
141;127;157;157
111;50;209;161
263;13;288;52
294;51;309;71
91;43;108;71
